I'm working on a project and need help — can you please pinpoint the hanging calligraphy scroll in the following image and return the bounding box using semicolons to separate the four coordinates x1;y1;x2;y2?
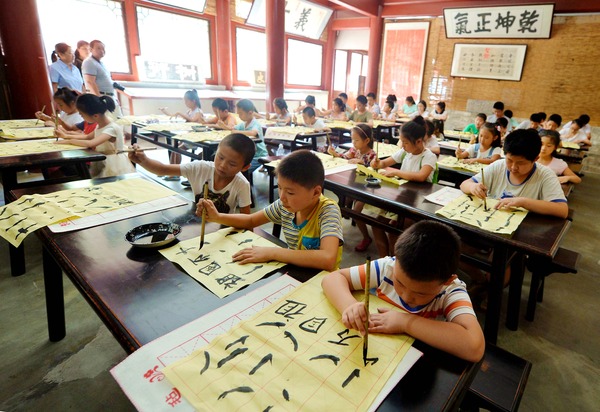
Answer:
451;44;527;81
444;4;554;39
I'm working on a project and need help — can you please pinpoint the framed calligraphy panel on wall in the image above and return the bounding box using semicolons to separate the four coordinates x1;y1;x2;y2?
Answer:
444;4;554;39
451;44;527;81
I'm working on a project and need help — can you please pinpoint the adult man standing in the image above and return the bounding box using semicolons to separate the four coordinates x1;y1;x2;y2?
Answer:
82;40;122;116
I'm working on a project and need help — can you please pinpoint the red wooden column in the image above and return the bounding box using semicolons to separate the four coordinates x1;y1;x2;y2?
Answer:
0;0;52;118
366;9;384;96
265;0;286;112
322;21;336;102
215;0;233;90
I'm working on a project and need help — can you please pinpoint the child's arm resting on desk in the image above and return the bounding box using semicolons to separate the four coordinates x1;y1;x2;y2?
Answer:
495;197;568;219
369;308;485;362
322;269;370;335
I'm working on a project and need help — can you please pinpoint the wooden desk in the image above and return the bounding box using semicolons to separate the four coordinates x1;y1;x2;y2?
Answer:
324;169;571;343
0;148;106;276
10;174;477;411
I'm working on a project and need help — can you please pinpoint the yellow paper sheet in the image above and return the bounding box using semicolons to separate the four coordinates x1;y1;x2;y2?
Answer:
176;130;232;143
0;140;82;157
356;164;408;186
444;130;473;139
375;142;400;159
160;228;285;298
0;127;56;140
268;152;349;172
435;194;528;235
0;119;44;129
116;114;172;126
324;120;354;130
163;273;414;411
141;122;202;132
372;120;396;128
437;156;489;174
560;141;580;149
439;139;461;148
0;178;177;247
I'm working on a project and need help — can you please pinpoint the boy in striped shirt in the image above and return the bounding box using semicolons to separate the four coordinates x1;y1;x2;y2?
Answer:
322;221;484;362
197;150;343;271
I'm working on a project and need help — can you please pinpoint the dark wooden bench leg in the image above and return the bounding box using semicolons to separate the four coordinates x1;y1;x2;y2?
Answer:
525;270;544;322
10;244;26;276
507;252;525;331
43;247;66;342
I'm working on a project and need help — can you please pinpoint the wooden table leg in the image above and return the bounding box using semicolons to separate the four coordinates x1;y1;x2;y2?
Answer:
506;252;525;331
43;247;66;342
484;247;508;344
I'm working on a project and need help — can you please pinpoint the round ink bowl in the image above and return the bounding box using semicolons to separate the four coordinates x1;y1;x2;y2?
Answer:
125;223;181;248
192;125;209;132
365;177;381;187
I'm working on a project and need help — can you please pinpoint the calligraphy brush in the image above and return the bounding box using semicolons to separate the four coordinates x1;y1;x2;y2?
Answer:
481;167;488;211
35;105;46;126
363;255;371;366
199;181;209;249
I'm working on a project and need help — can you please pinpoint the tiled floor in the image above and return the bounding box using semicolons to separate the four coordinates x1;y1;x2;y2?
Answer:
1;146;599;411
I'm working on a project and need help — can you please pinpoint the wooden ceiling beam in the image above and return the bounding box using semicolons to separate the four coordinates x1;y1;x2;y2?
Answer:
328;0;381;17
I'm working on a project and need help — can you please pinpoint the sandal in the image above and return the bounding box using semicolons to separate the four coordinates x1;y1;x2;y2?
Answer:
354;237;372;252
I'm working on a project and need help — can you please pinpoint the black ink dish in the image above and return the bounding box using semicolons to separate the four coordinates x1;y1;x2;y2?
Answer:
365;177;381;187
125;223;181;248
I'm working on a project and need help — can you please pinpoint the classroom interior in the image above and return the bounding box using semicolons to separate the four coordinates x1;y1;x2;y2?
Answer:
1;0;599;411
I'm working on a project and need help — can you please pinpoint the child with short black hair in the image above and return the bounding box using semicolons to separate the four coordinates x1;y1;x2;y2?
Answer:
302;107;326;130
129;133;255;214
378;100;397;121
348;95;373;125
537;130;581;184
517;112;543;130
56;93;134;178
544;114;562;131
487;101;506;123
218;99;268;173
504;109;518;130
197;150;344;271
366;92;380;116
204;98;237;129
456;122;502;164
462;113;487;135
322;220;485;362
461;129;568;218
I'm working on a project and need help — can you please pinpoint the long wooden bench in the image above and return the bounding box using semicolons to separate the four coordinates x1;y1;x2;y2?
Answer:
525;247;580;322
462;344;532;412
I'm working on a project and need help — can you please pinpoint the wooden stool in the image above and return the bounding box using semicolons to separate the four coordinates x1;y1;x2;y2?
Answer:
462;344;532;412
525;247;580;322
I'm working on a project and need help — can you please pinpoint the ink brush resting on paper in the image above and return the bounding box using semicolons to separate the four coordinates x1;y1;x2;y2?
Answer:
363;256;371;366
199;181;209;249
481;167;488;211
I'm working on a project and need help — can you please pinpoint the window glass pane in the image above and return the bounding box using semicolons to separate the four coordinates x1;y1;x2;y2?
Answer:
287;39;322;86
146;0;206;13
137;6;212;81
361;55;369;77
235;28;266;83
36;0;129;73
333;50;348;91
235;0;253;19
348;52;363;93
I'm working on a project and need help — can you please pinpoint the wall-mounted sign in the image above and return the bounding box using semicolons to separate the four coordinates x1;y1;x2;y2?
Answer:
444;4;554;39
451;44;528;81
247;0;333;40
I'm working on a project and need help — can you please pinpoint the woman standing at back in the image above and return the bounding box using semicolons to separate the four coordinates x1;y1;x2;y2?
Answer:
49;43;85;93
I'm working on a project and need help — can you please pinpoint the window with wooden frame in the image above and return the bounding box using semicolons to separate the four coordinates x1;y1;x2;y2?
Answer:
233;25;267;86
286;37;323;88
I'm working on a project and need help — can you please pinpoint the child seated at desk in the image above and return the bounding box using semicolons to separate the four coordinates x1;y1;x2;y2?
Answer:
302;107;326;130
159;89;204;123
218;99;268;174
55;93;135;178
262;98;291;125
36;87;83;130
560;117;592;146
455;122;502;165
409;99;428;119
321;220;485;362
537;130;582;185
203;98;237;130
562;114;592;142
398;96;417;115
376;100;396;121
348;95;373;126
543;114;562;131
460;129;568;219
327;97;349;121
197;150;344;271
129;134;255;214
424;120;440;155
516;112;544;131
328;125;377;252
462;113;486;137
369;116;438;257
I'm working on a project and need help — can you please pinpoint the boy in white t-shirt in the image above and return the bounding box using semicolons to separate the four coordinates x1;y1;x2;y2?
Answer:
129;134;255;214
